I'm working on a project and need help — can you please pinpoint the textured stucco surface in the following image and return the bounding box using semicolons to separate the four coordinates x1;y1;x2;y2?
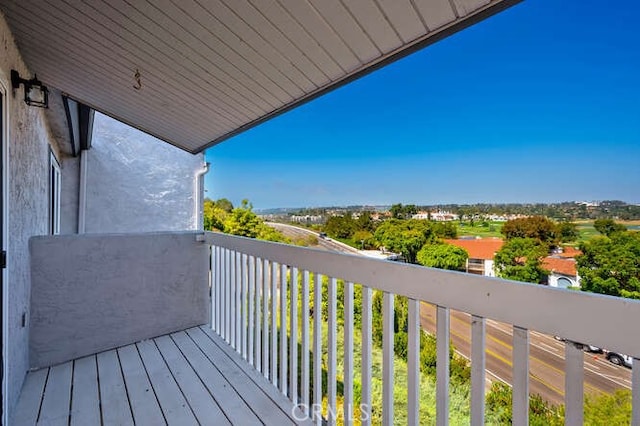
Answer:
29;232;210;368
86;113;205;233
60;155;79;234
1;11;65;420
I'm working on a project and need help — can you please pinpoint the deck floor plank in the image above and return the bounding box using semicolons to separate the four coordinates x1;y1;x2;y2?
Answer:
38;361;72;426
117;344;165;425
70;356;101;426
155;334;231;426
97;349;134;426
136;339;198;425
192;326;308;425
13;367;48;425
202;326;312;423
170;331;262;425
16;326;309;426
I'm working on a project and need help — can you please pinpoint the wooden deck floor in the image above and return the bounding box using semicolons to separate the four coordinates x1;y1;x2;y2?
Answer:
13;326;310;425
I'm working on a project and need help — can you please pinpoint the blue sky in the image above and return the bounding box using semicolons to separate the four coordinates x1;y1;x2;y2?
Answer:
205;0;640;209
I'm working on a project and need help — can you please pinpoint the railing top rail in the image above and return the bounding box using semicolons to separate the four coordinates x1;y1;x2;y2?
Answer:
204;231;640;357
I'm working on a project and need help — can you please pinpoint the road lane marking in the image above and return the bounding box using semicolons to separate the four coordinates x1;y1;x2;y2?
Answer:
538;342;559;353
422;304;630;395
446;323;565;399
468;315;631;392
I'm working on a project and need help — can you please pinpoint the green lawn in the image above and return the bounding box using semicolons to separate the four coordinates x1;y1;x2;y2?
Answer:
575;220;640;244
457;221;504;239
575;221;599;244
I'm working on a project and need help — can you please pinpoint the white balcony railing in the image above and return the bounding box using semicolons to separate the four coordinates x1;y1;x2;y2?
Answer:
204;231;640;425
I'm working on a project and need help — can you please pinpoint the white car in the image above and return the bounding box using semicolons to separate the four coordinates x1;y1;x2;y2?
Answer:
606;352;633;368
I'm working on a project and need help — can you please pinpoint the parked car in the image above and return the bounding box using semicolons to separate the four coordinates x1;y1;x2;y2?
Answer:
606;351;633;368
318;232;327;239
553;336;602;353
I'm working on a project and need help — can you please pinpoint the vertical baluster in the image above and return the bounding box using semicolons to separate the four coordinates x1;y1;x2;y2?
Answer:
262;259;270;379
271;262;278;386
241;253;246;356
210;245;215;331
280;264;288;395
301;270;311;417
633;357;640;426
407;299;420;426
313;274;323;425
225;249;231;344
382;292;395;426
215;246;221;334
343;281;354;426
512;326;529;426
361;287;372;426
328;277;338;425
222;249;226;339
248;256;255;365
254;257;262;372
230;251;237;348
436;306;450;426
471;315;486;426
565;341;584;425
241;254;248;358
290;267;299;403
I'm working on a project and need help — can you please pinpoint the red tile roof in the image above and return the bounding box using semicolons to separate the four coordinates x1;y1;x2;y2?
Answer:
444;238;504;260
542;257;577;276
559;246;582;258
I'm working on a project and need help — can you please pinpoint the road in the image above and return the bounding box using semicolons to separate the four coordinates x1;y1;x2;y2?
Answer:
267;223;632;405
266;222;359;254
420;304;631;405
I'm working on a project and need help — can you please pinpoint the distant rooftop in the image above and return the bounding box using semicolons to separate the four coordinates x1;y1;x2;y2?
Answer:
542;257;577;277
445;238;504;260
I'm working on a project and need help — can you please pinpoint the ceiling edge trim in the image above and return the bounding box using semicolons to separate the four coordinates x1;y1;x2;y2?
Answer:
198;0;522;153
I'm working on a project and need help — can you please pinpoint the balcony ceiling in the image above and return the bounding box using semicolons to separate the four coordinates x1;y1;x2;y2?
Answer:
0;0;518;153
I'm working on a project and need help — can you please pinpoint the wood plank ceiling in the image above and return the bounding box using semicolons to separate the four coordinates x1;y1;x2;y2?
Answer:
0;0;519;153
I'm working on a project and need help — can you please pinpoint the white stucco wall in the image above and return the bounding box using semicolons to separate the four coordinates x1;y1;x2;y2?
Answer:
484;259;496;277
548;273;579;289
85;113;205;233
1;11;63;421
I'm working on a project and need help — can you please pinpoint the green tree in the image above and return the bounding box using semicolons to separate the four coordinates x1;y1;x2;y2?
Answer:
324;215;357;239
557;222;579;243
356;211;376;232
223;199;263;238
593;218;627;237
219;199;288;243
374;220;432;263
501;216;559;245
352;230;375;249
214;197;234;213
203;198;228;231
431;221;458;239
494;238;549;283
416;243;468;271
577;231;640;298
389;203;417;219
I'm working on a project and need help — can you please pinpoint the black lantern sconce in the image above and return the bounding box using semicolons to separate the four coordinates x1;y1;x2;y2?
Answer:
11;70;49;108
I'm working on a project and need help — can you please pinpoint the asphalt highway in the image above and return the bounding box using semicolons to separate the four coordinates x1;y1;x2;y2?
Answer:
420;304;631;406
266;223;632;405
265;222;359;254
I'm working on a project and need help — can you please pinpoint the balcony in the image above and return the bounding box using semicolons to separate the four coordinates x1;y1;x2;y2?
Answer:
14;231;640;425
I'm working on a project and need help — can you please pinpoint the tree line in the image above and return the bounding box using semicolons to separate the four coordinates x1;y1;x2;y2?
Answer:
286;200;640;222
